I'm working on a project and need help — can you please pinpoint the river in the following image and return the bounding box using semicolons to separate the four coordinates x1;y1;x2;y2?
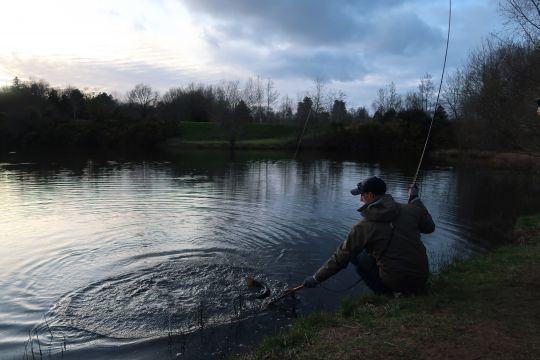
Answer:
1;150;539;359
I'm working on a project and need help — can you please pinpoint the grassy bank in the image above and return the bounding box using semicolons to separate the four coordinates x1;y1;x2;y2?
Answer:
429;149;540;171
242;214;540;359
163;122;300;149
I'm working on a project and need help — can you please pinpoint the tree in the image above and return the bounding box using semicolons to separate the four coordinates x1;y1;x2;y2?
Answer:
244;75;264;123
62;87;84;120
265;78;279;120
372;82;402;114
279;94;294;123
499;0;540;43
215;80;244;148
372;87;387;114
127;83;158;118
442;68;465;120
418;73;435;112
311;77;327;115
404;91;423;111
351;106;370;123
296;96;313;123
331;99;347;123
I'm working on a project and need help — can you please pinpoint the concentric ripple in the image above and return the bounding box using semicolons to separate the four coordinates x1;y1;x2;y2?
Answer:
38;252;284;345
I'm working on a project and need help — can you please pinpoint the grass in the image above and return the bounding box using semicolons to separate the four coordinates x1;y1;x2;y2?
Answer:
164;122;301;148
241;214;540;359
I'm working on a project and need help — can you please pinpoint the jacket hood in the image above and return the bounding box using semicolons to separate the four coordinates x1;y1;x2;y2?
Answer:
358;194;400;222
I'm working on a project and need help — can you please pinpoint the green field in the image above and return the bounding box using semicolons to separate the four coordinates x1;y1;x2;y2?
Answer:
164;121;301;148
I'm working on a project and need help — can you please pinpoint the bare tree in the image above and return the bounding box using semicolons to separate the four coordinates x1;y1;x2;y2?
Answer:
254;75;264;123
243;77;256;111
387;82;402;111
127;83;158;117
372;87;387;114
418;73;435;112
499;0;540;43
442;68;465;120
311;77;327;114
265;78;279;119
404;91;423;110
372;82;402;114
279;94;294;122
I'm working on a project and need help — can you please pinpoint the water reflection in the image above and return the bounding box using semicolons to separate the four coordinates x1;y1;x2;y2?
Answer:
1;151;540;359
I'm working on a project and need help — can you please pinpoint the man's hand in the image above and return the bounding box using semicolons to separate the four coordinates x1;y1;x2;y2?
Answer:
408;183;419;203
303;275;319;288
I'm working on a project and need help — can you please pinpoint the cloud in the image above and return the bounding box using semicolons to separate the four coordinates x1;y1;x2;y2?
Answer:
182;0;409;45
365;12;443;55
181;0;445;85
0;55;210;96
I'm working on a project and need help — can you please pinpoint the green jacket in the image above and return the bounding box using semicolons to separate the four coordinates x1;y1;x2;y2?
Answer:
314;194;435;292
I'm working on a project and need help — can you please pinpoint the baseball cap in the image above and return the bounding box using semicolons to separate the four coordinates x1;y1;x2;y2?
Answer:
350;176;387;196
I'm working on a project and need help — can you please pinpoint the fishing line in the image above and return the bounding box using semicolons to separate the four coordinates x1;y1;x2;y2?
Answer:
412;0;452;186
294;108;312;159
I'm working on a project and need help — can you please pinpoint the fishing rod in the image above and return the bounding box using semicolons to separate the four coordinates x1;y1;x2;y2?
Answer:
268;284;304;306
412;0;452;186
294;108;312;159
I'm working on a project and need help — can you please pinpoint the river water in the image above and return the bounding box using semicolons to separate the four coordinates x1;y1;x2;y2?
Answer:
1;151;539;359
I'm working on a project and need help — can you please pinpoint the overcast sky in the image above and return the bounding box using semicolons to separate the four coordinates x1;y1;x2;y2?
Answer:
0;0;505;109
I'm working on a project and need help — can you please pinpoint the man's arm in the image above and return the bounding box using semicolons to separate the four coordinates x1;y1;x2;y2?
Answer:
313;225;365;283
408;184;435;234
410;197;435;234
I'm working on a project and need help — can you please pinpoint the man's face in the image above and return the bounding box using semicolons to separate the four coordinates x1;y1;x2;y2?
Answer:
361;192;375;204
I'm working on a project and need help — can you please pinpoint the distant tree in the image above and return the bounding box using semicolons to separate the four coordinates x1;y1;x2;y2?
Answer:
296;96;313;123
62;87;85;120
244;76;264;123
372;82;402;114
404;91;423;110
87;92;117;122
234;100;252;123
351;106;370;123
311;77;327;115
498;0;540;43
331;99;347;122
265;78;279;119
418;73;435;112
442;68;465;120
215;80;244;148
372;87;387;114
279;94;294;122
127;83;158;118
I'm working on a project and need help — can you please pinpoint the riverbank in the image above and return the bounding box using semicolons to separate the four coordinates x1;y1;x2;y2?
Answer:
241;214;540;359
429;149;540;171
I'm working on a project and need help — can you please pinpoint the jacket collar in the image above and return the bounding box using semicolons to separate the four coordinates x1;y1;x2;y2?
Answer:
357;197;383;213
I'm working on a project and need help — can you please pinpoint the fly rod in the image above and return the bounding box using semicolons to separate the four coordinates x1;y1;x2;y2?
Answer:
412;0;452;186
268;284;304;305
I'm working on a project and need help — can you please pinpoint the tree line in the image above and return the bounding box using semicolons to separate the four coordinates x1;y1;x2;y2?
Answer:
0;0;537;154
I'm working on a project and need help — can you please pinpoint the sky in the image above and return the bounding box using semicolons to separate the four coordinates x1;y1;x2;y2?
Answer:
0;0;505;109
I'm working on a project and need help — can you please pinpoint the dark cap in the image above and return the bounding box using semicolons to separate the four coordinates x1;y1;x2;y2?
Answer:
536;98;540;106
351;176;387;196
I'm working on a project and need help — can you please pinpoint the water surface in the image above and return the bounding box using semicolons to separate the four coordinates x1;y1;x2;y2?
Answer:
1;151;539;359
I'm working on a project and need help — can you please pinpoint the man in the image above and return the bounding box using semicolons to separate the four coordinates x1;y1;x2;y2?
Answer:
536;98;540;117
303;176;435;295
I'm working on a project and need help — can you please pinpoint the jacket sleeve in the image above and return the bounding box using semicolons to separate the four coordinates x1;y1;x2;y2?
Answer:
410;198;435;234
314;224;366;283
